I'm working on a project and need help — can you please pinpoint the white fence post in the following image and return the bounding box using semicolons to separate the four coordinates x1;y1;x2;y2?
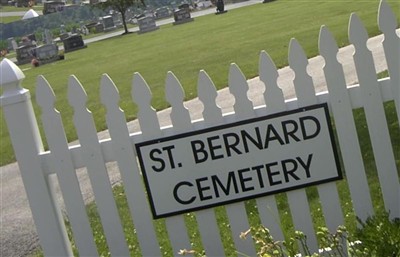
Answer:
0;59;73;256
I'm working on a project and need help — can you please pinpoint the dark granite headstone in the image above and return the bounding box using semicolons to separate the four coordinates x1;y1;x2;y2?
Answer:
216;0;227;14
16;44;36;65
63;34;87;52
155;7;171;19
173;8;194;25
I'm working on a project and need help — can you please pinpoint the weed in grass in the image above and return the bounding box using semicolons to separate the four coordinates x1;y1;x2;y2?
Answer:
235;209;400;257
238;224;372;257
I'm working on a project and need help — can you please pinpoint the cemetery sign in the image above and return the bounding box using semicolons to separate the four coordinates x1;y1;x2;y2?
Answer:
136;103;342;219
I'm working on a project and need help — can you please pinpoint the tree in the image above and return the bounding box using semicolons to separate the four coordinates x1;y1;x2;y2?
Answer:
97;0;146;35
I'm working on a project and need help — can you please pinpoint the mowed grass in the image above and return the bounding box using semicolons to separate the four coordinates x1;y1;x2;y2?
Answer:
1;0;399;166
0;15;23;23
0;4;43;12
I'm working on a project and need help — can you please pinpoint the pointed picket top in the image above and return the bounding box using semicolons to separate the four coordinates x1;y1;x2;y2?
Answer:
68;75;88;109
378;0;400;124
100;74;120;109
36;75;56;110
289;38;316;104
319;26;339;59
165;71;185;106
131;72;160;134
349;13;369;47
378;0;397;34
289;38;309;70
132;72;152;108
229;63;253;115
165;71;191;127
198;70;222;121
259;51;284;109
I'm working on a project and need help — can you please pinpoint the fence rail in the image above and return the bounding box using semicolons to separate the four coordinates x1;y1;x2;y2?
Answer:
1;0;399;256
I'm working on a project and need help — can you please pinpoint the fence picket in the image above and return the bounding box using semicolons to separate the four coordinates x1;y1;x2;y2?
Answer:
36;76;98;256
189;70;226;257
198;70;223;123
166;72;192;132
227;63;258;256
285;38;319;252
254;52;286;241
68;75;130;256
349;13;399;218
378;0;400;124
132;73;160;135
133;72;192;257
319;26;374;221
164;72;196;256
260;51;286;112
100;74;161;256
289;38;344;235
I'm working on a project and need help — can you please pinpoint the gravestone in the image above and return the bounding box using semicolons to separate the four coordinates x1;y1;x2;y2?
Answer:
44;29;54;44
137;16;159;34
173;8;194;25
16;44;36;65
63;34;87;52
34;43;60;64
59;33;70;41
102;16;116;32
111;12;123;28
155;7;171;19
215;0;227;14
7;38;18;51
95;23;104;33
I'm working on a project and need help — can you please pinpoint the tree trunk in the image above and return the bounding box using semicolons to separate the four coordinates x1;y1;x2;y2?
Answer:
121;12;129;35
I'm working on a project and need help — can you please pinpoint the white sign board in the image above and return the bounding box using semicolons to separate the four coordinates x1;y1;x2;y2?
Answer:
136;103;342;219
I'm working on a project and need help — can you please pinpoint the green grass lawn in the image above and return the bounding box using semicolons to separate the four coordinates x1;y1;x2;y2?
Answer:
0;4;42;12
1;0;399;167
0;15;23;23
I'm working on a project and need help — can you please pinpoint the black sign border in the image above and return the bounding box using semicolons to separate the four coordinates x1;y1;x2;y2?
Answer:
135;103;343;219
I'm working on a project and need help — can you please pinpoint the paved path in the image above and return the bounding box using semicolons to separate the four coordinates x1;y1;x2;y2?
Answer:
1;3;398;256
84;0;260;44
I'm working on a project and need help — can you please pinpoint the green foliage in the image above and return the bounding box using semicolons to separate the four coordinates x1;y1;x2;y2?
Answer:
353;211;400;257
96;0;145;34
51;28;61;38
1;5;106;38
239;225;370;257
0;40;8;50
236;210;399;257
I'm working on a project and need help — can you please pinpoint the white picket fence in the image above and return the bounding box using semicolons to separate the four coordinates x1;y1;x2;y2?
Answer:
1;1;399;256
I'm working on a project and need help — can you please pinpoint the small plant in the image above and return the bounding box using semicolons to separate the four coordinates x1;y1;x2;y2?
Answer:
239;225;371;257
353;210;400;257
178;211;399;257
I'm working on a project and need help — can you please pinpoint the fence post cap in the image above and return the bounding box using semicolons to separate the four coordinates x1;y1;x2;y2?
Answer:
1;58;29;107
0;58;25;87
